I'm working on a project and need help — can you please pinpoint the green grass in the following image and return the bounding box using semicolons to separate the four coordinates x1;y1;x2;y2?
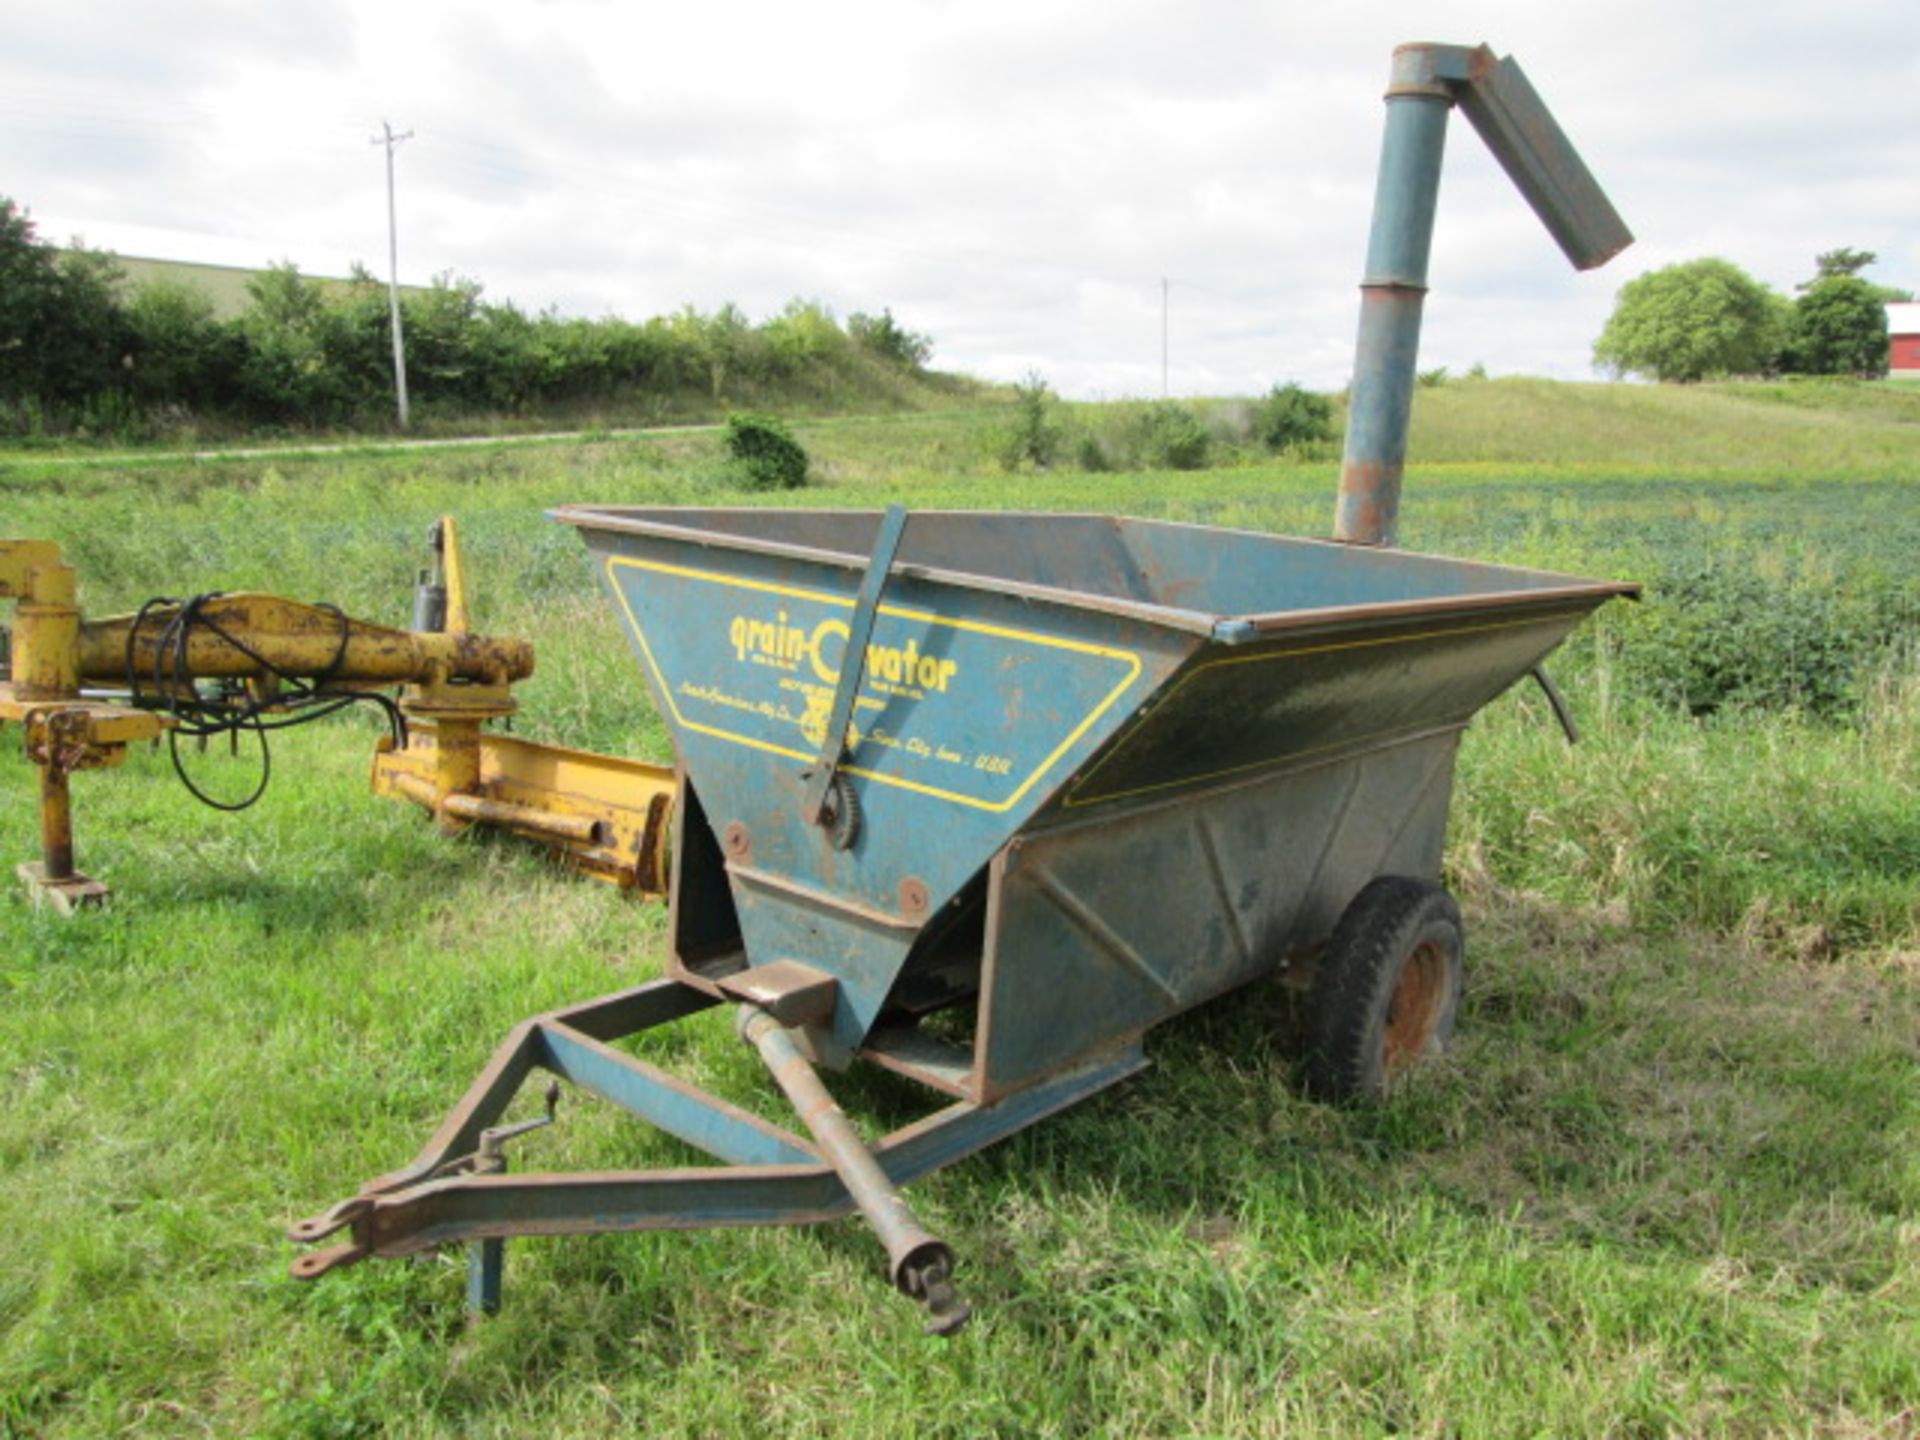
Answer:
2;378;1917;1436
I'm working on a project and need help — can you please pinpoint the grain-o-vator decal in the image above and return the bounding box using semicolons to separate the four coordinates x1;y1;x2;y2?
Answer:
607;552;1143;814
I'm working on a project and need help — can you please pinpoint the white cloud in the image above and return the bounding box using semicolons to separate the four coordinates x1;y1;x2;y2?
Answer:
3;0;1915;396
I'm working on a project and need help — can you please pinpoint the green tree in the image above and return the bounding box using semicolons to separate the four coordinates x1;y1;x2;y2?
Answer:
1782;275;1889;377
993;370;1059;470
1593;258;1787;382
124;280;241;409
46;246;130;403
762;299;840;375
0;200;130;417
848;308;933;367
401;273;486;401
232;262;359;423
1798;246;1911;305
1802;247;1878;286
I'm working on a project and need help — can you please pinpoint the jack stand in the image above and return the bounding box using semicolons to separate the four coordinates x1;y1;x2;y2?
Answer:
467;1235;504;1319
464;1084;559;1321
17;714;129;912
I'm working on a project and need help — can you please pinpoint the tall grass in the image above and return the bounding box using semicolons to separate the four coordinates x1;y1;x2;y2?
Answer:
1;379;1915;1436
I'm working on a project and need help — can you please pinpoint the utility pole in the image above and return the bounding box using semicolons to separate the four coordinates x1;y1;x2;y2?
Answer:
1161;277;1169;397
372;120;413;430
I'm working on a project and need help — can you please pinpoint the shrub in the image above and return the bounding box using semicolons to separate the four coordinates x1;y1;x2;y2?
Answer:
1073;432;1113;472
992;371;1059;470
1622;563;1880;717
723;412;809;490
763;300;841;376
1130;401;1210;470
1253;382;1335;453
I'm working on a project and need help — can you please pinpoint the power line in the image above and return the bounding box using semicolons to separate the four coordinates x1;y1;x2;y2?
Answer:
371;120;413;430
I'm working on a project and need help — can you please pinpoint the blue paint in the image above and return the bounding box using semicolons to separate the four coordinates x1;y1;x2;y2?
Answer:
558;506;1633;1077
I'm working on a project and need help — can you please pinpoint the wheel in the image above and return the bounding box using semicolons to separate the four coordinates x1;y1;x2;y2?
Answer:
1304;876;1464;1103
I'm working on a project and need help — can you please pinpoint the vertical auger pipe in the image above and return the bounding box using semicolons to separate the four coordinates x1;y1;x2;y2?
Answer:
739;1007;971;1335
1333;42;1633;547
1334;45;1459;548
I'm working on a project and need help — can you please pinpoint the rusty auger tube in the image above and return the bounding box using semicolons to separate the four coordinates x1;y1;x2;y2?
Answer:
738;1007;971;1336
1333;46;1454;548
1333;42;1632;547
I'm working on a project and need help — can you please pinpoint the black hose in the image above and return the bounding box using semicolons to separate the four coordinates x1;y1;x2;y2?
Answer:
124;593;408;812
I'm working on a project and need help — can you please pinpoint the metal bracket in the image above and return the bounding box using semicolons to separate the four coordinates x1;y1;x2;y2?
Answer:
1529;665;1580;745
799;504;909;843
477;1081;561;1166
716;959;839;1030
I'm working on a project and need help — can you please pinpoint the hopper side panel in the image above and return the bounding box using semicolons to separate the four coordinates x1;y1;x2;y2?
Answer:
1061;602;1594;812
975;732;1459;1101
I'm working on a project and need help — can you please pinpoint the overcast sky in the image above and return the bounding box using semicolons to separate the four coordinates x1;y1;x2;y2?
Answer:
3;1;1914;397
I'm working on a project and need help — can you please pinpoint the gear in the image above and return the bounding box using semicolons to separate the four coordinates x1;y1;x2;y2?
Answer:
818;772;862;851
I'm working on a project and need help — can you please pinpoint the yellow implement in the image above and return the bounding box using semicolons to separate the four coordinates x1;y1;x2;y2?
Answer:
0;520;673;911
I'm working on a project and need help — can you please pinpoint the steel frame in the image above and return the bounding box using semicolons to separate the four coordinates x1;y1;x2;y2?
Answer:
290;976;1143;1321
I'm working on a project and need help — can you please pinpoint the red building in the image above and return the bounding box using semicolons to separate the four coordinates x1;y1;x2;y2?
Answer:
1890;303;1920;378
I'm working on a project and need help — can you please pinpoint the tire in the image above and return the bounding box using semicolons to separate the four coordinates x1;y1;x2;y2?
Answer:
1304;876;1464;1103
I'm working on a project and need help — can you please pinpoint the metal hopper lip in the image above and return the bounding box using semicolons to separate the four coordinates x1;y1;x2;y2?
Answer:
550;504;1640;645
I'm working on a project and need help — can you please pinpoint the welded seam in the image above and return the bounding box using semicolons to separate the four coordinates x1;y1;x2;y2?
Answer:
1028;865;1181;1003
1373;738;1455;871
1296;761;1366;918
1193;813;1253;971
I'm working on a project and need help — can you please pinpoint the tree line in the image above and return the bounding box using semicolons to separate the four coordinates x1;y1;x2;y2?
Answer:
1594;248;1909;384
0;197;936;438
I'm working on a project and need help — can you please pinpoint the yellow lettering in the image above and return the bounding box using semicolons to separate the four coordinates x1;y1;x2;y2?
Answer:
733;613;959;692
809;618;849;683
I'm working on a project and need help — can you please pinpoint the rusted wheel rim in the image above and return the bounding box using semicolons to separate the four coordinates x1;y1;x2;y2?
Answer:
1381;939;1449;1077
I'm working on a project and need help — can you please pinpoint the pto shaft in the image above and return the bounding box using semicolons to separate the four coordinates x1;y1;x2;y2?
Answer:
740;1007;970;1335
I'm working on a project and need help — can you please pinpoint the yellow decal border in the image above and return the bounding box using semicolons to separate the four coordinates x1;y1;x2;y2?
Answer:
1064;610;1567;807
605;554;1143;814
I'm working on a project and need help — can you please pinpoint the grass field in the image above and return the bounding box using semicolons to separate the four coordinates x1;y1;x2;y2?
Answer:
2;378;1916;1437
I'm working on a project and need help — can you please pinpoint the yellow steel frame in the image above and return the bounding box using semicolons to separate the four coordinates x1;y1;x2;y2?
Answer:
371;730;673;892
1;520;674;911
